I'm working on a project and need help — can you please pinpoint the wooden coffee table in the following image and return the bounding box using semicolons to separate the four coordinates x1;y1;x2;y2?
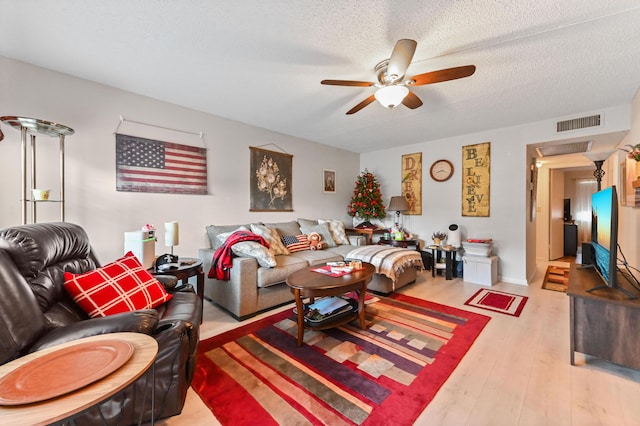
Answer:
286;262;375;347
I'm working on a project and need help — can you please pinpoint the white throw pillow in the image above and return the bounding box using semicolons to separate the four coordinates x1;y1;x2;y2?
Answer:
216;226;250;245
319;219;350;245
250;223;290;255
231;242;277;267
299;222;336;248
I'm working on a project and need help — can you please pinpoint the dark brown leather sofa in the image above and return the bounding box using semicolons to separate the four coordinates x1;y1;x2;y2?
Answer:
0;222;201;424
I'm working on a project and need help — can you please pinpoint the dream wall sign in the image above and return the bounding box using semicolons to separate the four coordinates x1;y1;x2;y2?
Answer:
462;142;490;217
401;152;422;215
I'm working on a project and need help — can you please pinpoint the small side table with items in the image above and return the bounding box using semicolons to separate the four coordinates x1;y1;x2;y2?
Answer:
425;245;458;280
152;257;204;320
377;238;419;250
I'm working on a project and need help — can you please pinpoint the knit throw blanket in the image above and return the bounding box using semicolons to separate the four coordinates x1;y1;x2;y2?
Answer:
346;245;424;284
208;231;268;281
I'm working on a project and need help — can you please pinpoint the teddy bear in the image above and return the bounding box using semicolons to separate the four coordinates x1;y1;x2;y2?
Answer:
308;232;324;250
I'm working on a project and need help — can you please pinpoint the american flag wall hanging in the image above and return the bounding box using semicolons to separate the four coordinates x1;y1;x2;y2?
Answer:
116;134;208;194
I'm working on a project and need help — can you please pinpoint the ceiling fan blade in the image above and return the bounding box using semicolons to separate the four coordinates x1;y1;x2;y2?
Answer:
321;79;375;87
402;91;423;109
346;95;376;115
387;39;417;81
409;65;476;86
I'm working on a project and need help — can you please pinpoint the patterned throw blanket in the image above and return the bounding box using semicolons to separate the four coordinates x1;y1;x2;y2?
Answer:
208;231;268;281
346;245;424;284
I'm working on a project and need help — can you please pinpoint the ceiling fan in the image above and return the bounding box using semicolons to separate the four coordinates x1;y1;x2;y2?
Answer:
321;39;476;115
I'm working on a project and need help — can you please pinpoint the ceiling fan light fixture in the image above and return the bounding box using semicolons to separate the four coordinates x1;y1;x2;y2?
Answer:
374;85;409;108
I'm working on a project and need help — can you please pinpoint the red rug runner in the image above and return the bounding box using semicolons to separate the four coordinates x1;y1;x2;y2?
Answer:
192;294;490;425
464;289;528;317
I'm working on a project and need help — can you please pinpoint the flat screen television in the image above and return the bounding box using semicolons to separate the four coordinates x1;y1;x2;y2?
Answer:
587;185;634;298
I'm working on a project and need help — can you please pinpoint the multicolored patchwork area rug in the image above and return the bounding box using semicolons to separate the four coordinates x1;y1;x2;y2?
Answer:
192;294;490;425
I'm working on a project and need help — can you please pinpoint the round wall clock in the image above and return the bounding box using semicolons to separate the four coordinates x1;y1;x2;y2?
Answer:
430;159;454;182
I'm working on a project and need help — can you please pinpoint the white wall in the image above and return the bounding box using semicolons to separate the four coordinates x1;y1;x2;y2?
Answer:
361;106;633;285
0;56;360;262
2;55;637;284
618;88;640;269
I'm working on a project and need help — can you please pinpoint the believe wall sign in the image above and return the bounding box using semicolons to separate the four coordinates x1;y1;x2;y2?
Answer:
462;142;490;217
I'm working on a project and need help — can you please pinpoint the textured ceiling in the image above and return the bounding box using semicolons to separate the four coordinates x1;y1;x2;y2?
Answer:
1;1;640;153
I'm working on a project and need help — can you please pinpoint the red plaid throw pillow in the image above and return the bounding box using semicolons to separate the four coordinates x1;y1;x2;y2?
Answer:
281;234;310;252
64;251;172;318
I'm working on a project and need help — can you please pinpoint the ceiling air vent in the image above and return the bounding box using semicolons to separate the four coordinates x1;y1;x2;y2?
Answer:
536;140;592;157
556;114;601;132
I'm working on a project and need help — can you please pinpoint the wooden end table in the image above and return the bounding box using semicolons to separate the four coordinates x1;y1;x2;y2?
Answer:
0;332;158;425
346;228;385;245
152;257;204;322
286;263;375;347
377;238;419;250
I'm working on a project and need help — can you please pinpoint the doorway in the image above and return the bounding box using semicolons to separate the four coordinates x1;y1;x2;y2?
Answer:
535;163;597;264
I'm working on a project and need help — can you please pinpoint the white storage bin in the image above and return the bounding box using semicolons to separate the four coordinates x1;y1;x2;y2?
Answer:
124;230;156;269
463;255;498;286
462;242;493;256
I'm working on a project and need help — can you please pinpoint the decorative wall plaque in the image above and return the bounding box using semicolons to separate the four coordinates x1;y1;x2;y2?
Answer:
250;146;293;211
401;152;422;215
462;142;490;217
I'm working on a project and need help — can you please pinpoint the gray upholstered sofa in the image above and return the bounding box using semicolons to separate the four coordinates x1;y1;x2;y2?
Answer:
199;219;367;320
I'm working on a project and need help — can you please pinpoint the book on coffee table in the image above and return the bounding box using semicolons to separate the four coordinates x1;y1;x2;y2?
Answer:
293;296;358;325
311;265;352;277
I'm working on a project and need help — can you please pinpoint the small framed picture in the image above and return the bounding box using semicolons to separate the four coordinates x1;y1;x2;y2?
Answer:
323;169;336;193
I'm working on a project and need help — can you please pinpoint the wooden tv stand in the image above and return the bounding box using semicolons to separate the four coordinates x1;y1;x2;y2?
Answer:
568;264;640;370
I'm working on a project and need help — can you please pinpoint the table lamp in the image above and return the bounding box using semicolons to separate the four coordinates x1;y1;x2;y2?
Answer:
164;221;179;256
387;196;409;228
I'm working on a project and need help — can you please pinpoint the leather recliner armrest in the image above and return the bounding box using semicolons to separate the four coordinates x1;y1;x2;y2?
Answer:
154;274;180;291
29;309;160;352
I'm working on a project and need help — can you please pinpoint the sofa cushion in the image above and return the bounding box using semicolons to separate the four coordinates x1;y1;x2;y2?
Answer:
325;244;361;258
216;226;250;245
250;223;290;255
318;219;350;245
299;222;336;248
63;252;172;318
257;255;309;288
297;218;318;228
263;221;302;237
281;234;310;252
206;224;250;249
289;249;343;265
231;241;277;267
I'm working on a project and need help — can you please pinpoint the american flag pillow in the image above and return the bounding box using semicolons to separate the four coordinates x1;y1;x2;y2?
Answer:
281;234;310;252
64;251;172;318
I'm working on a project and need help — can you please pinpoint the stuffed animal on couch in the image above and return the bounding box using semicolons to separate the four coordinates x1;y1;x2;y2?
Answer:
308;232;324;250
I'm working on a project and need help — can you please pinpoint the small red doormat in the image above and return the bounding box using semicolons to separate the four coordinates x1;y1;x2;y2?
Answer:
464;289;528;317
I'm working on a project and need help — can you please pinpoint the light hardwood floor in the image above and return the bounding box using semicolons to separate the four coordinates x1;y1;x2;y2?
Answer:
159;261;640;425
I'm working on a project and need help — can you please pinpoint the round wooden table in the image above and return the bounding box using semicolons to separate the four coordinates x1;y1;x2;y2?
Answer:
377;238;419;249
0;332;158;425
153;257;204;322
286;263;375;347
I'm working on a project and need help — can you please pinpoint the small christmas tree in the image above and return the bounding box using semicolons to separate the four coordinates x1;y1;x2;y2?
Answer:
347;169;386;226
